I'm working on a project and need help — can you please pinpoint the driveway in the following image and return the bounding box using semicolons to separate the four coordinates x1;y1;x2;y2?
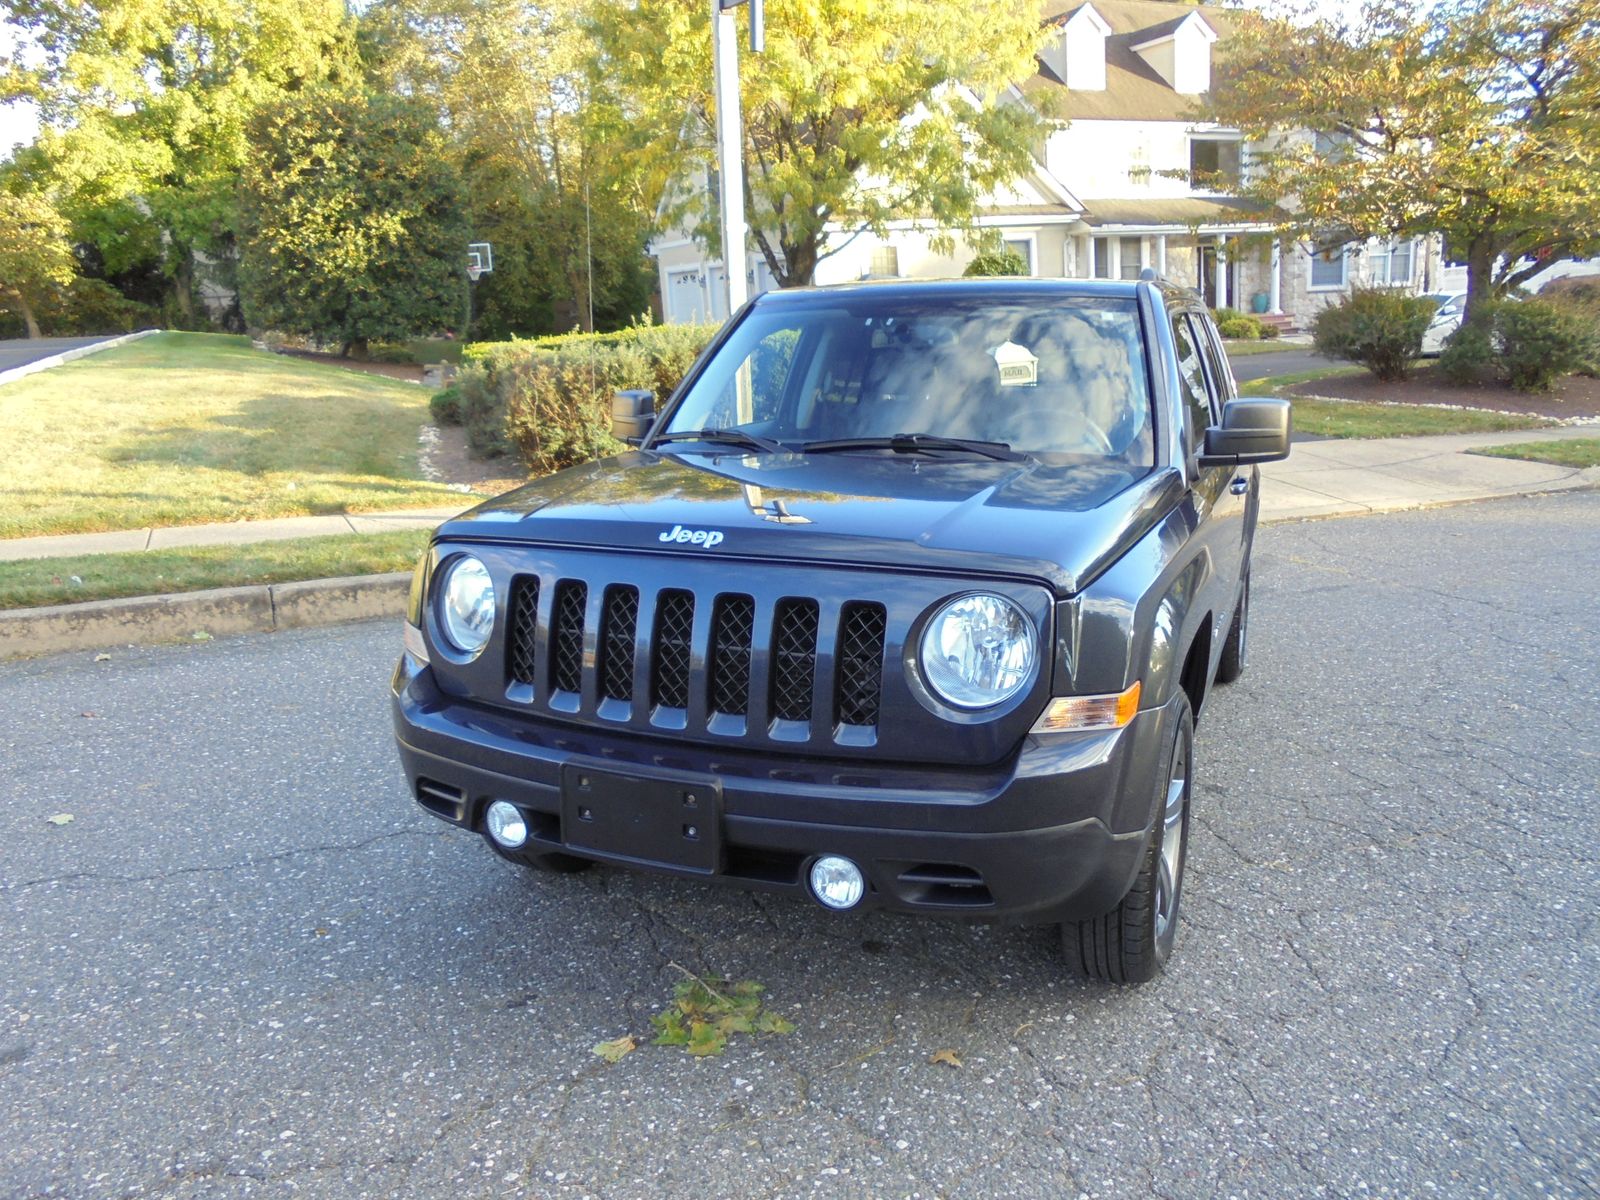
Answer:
0;336;117;374
1229;346;1336;383
2;493;1596;1198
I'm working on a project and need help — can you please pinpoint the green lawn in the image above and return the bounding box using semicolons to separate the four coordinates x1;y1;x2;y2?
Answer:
0;332;463;539
0;529;429;610
1221;339;1296;356
1240;368;1555;438
1471;438;1600;469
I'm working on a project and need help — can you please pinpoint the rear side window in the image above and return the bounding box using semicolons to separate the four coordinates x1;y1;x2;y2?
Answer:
1170;313;1213;454
1189;313;1236;414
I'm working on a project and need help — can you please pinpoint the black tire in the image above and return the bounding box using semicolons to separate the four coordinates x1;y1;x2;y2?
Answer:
1215;570;1249;684
486;836;594;874
1062;693;1193;984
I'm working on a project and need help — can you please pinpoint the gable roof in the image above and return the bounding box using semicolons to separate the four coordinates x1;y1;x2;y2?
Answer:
1025;0;1237;122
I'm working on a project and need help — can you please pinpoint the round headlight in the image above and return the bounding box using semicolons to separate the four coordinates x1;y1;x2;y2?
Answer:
919;593;1037;710
437;555;496;655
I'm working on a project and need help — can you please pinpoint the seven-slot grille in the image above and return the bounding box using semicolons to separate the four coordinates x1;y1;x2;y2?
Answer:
504;577;887;737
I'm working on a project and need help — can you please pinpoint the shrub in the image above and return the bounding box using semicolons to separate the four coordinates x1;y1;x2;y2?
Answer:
1217;316;1263;340
1311;287;1436;382
963;250;1028;277
1438;309;1498;385
460;323;720;471
1495;300;1599;392
1256;320;1281;339
429;384;463;426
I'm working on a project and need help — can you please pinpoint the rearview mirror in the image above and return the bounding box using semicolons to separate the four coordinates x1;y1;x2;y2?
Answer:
612;389;656;444
1199;398;1291;467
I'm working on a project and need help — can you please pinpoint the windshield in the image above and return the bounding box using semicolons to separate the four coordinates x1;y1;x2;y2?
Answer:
659;295;1156;466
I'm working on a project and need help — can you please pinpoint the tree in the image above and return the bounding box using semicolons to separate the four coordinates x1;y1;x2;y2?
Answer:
591;0;1052;286
1205;0;1600;317
362;0;653;334
2;0;356;322
238;88;470;355
0;186;76;338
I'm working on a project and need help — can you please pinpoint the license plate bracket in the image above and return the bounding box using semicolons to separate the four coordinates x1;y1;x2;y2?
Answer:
559;764;721;874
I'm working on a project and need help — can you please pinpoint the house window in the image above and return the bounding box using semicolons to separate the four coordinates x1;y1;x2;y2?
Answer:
868;246;900;278
1370;240;1414;286
1189;138;1241;190
1309;244;1348;290
1119;236;1144;280
1004;238;1035;275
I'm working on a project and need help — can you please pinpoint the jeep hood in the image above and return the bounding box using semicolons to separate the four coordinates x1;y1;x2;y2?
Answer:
431;450;1186;595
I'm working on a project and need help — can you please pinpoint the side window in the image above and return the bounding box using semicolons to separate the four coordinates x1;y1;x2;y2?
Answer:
1189;312;1235;418
1170;313;1213;454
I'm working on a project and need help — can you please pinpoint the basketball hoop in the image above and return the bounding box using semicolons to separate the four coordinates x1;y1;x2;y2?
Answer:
467;263;482;282
466;241;493;283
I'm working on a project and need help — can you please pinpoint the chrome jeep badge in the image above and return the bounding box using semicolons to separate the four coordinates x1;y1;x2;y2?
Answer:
658;524;726;549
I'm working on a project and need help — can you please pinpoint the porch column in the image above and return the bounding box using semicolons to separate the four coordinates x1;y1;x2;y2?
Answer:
1156;234;1168;276
1087;236;1098;279
1213;235;1227;308
1269;239;1283;314
1109;237;1122;281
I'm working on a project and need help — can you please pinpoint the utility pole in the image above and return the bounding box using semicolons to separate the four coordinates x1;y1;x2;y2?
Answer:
711;0;763;318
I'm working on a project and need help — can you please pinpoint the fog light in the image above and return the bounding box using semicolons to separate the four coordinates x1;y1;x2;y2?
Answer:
808;855;866;910
484;800;528;849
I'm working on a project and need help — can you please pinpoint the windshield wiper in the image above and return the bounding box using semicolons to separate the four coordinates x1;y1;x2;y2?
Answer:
650;428;790;454
800;433;1026;462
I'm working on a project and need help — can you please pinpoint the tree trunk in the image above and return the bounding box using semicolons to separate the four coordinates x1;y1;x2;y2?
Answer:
1463;240;1497;324
567;265;594;332
341;336;369;359
779;237;820;288
172;250;198;328
20;295;41;340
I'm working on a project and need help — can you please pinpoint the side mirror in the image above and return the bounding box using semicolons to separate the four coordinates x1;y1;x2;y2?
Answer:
1199;398;1291;467
612;389;656;445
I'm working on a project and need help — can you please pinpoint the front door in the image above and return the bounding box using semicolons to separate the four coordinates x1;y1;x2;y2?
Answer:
1196;243;1235;310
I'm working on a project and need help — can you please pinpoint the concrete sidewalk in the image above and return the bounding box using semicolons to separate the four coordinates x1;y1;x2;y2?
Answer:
0;426;1595;565
0;507;466;563
1258;425;1598;522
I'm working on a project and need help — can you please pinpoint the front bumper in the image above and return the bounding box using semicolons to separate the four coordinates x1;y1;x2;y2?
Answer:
392;657;1175;923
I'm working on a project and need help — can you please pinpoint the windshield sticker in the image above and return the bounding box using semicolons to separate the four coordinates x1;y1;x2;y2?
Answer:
991;341;1038;387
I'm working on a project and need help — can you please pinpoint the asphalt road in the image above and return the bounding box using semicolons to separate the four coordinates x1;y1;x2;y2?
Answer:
3;493;1597;1199
1228;347;1335;383
0;335;114;374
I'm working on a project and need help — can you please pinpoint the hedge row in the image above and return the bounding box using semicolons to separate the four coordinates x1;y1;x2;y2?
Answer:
1211;308;1281;340
448;324;721;474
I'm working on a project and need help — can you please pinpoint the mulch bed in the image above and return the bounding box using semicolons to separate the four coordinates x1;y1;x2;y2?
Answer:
277;347;427;384
1290;364;1600;419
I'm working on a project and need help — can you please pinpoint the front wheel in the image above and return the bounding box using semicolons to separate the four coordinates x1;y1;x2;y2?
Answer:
1216;570;1249;684
1061;693;1193;984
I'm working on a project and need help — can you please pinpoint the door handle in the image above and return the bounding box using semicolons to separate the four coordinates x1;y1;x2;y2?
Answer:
1230;476;1249;495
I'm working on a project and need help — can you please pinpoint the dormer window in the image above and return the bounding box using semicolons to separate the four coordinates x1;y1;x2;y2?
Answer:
1131;10;1218;95
1042;3;1112;92
1189;136;1241;191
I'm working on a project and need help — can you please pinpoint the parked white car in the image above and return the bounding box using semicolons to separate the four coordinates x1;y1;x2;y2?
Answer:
1420;293;1466;356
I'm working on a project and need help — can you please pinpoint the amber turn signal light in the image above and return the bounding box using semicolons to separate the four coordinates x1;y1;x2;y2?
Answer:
1031;680;1141;733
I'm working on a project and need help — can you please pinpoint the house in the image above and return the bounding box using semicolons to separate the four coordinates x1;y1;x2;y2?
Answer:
649;0;1446;329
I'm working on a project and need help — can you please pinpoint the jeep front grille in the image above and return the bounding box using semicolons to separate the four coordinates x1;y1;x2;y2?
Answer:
503;576;887;743
507;577;539;685
599;585;639;702
770;599;820;723
836;601;887;727
650;589;695;710
709;594;755;717
550;580;587;695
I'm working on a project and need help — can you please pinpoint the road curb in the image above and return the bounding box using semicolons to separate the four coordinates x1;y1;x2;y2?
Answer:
0;328;162;387
0;572;409;662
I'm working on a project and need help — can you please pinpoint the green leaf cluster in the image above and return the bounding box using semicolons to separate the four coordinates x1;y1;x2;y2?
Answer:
649;975;795;1058
1205;0;1600;315
237;87;470;354
1311;286;1437;381
590;0;1054;286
